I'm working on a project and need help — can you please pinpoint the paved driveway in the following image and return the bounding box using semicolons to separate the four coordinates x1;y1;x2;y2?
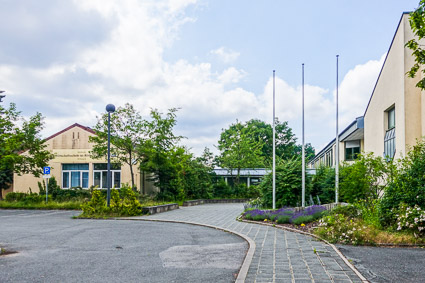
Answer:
0;209;247;283
129;203;363;282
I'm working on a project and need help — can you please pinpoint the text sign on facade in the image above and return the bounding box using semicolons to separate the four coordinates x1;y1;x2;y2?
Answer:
43;167;51;175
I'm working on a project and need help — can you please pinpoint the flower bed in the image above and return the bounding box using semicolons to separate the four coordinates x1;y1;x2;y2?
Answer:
242;205;327;226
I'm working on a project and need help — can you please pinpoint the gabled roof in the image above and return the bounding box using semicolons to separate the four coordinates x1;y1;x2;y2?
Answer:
44;123;95;142
364;12;410;116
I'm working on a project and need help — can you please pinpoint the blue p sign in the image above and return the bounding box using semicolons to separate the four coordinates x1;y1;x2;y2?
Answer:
43;167;51;175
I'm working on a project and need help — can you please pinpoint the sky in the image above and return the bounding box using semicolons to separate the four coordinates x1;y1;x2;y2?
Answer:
0;0;421;156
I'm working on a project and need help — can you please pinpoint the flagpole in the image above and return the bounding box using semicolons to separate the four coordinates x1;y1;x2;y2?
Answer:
272;70;276;210
302;64;305;208
335;55;339;204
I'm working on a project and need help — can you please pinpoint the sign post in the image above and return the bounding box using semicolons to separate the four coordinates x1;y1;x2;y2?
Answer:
43;167;51;203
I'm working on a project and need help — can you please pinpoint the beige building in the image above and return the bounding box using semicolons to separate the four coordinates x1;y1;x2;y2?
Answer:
12;123;156;195
309;12;425;168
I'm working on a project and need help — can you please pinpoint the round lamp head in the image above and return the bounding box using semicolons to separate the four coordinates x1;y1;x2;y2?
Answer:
106;104;115;113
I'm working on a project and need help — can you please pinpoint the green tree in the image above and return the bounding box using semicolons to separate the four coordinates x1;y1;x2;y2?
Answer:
406;1;425;90
243;119;299;163
217;120;265;186
0;103;53;199
339;153;389;203
311;165;335;204
138;108;184;199
259;158;311;208
90;103;146;189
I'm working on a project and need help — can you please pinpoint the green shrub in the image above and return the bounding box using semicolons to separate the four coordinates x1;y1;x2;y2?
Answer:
292;215;314;225
38;177;91;202
311;165;335;204
330;204;360;218
394;203;425;237
212;180;233;198
5;192;44;203
379;139;425;227
315;214;370;245
80;186;142;218
276;215;291;224
260;158;311;208
5;192;27;202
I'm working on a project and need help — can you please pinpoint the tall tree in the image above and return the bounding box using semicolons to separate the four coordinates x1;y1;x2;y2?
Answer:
217;120;265;185
138;108;184;198
90;103;146;189
406;1;425;90
0;103;53;199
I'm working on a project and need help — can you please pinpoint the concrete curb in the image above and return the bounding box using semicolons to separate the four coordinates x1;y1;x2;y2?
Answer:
238;217;369;283
115;217;256;283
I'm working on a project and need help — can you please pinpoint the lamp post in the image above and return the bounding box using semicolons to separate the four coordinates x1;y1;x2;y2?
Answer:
106;104;115;207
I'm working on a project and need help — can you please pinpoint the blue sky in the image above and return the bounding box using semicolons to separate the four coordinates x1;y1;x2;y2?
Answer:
0;0;420;156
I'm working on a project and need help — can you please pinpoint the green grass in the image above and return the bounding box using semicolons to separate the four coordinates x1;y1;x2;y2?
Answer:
0;200;83;210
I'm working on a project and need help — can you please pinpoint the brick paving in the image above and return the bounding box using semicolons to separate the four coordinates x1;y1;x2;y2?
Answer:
130;203;363;283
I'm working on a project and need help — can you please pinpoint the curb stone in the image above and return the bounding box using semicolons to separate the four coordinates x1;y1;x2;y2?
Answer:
115;217;255;283
238;216;369;283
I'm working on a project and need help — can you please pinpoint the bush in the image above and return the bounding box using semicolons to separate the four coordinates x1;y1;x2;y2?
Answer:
379;139;425;227
339;153;389;203
5;192;45;203
212;180;233;198
276;215;291;224
38;177;91;202
80;186;142;217
289;205;326;224
315;214;370;245
260;158;311;208
394;203;425;237
311;165;335;204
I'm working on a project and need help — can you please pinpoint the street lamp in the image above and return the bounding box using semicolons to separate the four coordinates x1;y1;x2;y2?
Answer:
106;104;115;207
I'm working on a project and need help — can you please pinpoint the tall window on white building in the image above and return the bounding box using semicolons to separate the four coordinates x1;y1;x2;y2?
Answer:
93;163;121;189
384;107;396;159
62;164;89;188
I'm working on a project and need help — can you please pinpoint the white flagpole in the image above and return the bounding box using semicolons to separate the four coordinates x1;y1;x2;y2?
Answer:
272;70;276;210
335;55;339;204
302;64;305;208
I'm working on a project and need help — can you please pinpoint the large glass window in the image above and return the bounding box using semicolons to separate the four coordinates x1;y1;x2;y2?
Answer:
62;164;89;188
345;140;360;161
93;163;121;189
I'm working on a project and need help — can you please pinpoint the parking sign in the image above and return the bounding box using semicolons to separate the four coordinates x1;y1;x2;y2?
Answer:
43;167;51;175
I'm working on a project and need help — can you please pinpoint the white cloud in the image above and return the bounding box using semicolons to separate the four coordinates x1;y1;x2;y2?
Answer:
337;53;386;127
0;0;386;157
210;47;240;64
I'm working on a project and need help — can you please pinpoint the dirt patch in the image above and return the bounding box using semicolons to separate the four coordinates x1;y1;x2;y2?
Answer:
0;248;17;256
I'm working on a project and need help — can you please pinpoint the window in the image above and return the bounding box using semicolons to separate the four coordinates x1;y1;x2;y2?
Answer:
384;107;396;160
388;107;395;129
62;164;89;188
345;140;360;161
93;163;121;189
384;128;396;160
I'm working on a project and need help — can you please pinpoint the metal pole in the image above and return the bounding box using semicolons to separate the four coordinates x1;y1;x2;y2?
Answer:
302;64;305;208
335;55;339;204
272;70;276;210
46;178;48;203
107;112;111;207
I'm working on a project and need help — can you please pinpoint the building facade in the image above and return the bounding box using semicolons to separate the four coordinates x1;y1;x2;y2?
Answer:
12;123;156;195
309;12;425;168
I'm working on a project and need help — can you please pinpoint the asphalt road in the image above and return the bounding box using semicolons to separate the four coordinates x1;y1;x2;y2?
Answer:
337;244;425;283
0;209;247;283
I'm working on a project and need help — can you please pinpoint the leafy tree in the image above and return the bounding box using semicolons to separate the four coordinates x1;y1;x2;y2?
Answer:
138;108;184;199
259;157;311;208
0;103;53;199
90;103;146;189
406;1;425;90
293;143;316;162
339;153;389;203
241;119;299;163
217;120;265;185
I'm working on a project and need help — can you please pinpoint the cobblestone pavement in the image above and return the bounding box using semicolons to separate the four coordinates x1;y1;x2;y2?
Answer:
129;203;363;283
